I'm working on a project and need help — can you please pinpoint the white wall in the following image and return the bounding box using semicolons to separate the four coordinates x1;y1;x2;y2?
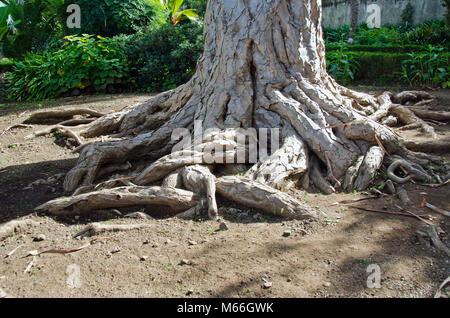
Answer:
323;0;446;28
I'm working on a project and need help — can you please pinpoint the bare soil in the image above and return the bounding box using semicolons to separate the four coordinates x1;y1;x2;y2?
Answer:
0;89;449;298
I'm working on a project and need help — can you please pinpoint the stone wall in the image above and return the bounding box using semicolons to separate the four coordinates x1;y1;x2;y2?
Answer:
323;0;445;28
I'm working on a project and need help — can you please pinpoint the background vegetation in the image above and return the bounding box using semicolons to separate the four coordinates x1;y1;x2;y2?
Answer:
0;0;448;101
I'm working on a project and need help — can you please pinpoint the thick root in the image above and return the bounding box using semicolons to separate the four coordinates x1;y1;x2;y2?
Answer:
181;165;219;220
387;159;433;184
36;186;199;215
215;176;318;220
24;108;104;124
25;125;83;145
390;104;437;138
403;140;450;154
353;146;384;191
245;125;309;190
74;223;150;238
391;91;435;105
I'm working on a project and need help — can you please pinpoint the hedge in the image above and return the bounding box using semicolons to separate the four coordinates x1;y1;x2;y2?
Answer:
352;52;410;82
326;44;425;53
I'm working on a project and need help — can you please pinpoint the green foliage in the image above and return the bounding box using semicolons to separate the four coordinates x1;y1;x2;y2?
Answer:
183;0;207;19
406;20;449;47
162;0;199;26
400;45;450;88
326;44;424;53
326;44;360;85
323;25;351;43
1;0;60;58
69;0;163;37
324;20;449;48
5;35;131;100
118;22;203;91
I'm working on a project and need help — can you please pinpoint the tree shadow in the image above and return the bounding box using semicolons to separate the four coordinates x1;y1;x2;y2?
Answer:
185;210;449;298
0;159;76;223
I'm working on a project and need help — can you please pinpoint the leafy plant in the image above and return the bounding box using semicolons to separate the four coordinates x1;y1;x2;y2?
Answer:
0;0;63;58
69;0;163;37
399;45;449;87
162;0;199;26
117;21;203;91
5;34;131;100
0;2;21;40
326;44;360;85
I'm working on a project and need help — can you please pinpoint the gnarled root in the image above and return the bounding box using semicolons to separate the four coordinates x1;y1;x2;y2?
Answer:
36;186;199;216
390;104;437;138
74;223;150;238
391;91;435;105
25;125;83;146
387;159;433;184
216;176;318;220
24;108;104;124
181;165;219;220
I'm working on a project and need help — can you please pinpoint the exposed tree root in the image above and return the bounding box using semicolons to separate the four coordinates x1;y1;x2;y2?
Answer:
0;124;32;136
390;104;437;138
25;125;83;145
417;225;450;259
216;176;318;219
181;165;219;220
387;159;433;184
408;107;450;122
24;108;104;124
403;140;450;154
30;1;448;223
35;186;199;216
391;91;435;105
0;219;39;241
73;223;150;238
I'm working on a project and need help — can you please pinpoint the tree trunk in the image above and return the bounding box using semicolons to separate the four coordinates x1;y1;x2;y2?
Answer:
350;0;360;34
36;0;439;221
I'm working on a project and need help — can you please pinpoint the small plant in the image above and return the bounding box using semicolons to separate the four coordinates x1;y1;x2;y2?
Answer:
5;34;131;100
326;44;360;85
399;45;449;87
162;0;199;26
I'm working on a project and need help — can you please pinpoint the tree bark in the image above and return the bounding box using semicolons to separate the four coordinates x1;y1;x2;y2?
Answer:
31;0;441;221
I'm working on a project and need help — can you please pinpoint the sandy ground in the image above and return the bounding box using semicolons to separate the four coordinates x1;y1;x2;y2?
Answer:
0;89;449;298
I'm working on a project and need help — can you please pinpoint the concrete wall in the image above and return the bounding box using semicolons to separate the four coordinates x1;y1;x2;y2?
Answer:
323;0;446;28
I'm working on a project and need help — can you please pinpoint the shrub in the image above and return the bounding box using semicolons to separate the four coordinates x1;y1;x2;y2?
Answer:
118;22;203;91
5;35;131;100
326;44;424;53
68;0;164;37
406;20;449;47
400;45;450;88
326;44;360;85
1;0;59;59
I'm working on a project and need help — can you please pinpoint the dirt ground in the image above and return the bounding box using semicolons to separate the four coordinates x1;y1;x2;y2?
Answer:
0;88;449;298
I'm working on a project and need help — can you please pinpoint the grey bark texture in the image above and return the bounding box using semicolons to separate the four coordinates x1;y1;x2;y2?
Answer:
31;0;442;221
